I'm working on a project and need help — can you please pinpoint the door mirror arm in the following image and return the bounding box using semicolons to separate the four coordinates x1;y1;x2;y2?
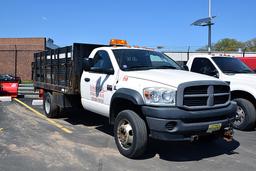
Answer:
182;65;189;71
83;58;93;71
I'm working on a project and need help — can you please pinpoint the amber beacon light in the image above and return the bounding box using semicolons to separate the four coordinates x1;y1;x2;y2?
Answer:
109;39;128;46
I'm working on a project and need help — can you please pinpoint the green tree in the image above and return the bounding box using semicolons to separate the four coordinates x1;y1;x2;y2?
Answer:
213;38;244;51
245;38;256;52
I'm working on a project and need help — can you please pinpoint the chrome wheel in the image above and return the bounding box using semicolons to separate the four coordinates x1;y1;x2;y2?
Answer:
234;105;245;126
44;97;50;114
117;119;133;150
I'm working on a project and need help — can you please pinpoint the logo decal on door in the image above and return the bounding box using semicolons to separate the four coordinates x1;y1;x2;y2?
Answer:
90;85;105;103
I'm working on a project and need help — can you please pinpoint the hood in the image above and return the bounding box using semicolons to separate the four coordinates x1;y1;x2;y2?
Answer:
222;73;256;86
125;69;220;88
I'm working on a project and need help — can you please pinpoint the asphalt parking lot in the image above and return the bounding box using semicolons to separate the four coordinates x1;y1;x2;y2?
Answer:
0;98;256;171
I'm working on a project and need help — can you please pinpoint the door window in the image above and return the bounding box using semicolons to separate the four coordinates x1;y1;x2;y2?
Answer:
91;51;114;72
191;58;218;76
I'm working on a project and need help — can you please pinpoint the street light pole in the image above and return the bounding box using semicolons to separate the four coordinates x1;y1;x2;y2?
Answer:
192;0;215;53
208;25;211;53
208;0;212;53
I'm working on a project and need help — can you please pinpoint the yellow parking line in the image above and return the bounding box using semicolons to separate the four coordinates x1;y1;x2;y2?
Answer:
14;98;72;134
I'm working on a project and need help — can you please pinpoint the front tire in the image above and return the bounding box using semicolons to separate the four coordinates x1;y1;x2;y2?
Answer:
233;98;256;131
114;110;148;158
43;92;59;118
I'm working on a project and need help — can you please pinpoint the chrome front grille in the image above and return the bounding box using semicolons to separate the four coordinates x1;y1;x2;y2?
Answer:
177;81;230;110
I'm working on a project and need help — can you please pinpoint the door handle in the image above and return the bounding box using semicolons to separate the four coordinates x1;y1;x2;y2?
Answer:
84;78;90;82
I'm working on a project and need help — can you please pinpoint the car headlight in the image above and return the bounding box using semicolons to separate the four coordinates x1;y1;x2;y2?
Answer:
143;88;176;106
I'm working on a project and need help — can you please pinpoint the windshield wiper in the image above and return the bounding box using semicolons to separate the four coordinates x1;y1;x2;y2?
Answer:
123;65;177;71
223;70;253;74
238;70;254;73
152;66;177;69
123;66;152;71
223;70;241;73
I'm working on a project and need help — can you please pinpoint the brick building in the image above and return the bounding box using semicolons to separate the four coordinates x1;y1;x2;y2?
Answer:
0;38;46;80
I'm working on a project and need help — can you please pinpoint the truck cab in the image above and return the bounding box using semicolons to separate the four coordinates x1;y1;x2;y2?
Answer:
186;55;256;131
33;40;236;158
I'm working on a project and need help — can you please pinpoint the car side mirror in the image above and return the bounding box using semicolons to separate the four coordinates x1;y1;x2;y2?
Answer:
83;58;93;71
90;67;115;75
182;65;189;71
213;72;219;78
104;68;115;75
208;69;219;78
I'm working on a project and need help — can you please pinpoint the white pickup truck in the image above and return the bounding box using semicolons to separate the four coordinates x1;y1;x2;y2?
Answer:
33;40;236;158
186;55;256;131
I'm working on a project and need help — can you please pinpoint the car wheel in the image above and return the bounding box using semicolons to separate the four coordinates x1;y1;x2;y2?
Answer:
43;92;59;118
233;98;256;131
114;110;148;158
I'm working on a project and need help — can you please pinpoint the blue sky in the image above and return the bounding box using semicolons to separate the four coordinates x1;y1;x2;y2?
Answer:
0;0;255;50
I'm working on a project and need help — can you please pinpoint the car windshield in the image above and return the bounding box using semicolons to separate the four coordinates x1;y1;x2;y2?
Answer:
0;74;16;82
112;49;181;71
212;57;254;74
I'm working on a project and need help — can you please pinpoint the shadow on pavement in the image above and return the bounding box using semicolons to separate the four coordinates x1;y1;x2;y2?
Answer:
16;98;240;161
62;108;240;161
143;138;240;161
62;108;114;136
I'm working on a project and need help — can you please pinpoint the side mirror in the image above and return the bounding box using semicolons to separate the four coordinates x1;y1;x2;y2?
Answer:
83;58;93;71
208;70;219;78
90;67;115;75
104;68;115;75
213;72;219;78
182;65;189;71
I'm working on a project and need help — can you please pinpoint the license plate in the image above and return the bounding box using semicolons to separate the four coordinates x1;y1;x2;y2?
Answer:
207;123;222;133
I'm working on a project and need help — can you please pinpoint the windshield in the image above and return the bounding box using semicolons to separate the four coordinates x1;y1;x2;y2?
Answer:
0;74;16;82
112;49;181;71
212;57;254;74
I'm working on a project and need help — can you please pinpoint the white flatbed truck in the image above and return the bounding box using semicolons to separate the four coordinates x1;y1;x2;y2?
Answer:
33;40;236;158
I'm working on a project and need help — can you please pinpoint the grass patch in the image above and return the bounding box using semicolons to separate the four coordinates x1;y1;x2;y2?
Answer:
21;80;33;84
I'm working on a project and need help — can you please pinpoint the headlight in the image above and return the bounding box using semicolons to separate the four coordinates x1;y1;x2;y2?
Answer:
143;88;176;106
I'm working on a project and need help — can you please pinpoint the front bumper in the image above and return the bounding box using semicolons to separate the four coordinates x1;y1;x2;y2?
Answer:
142;102;236;141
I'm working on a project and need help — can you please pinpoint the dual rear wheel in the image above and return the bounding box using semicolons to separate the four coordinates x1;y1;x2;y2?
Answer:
43;92;59;118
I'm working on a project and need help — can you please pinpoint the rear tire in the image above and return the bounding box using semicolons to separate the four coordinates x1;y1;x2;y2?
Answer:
233;98;256;131
114;110;148;158
43;92;59;118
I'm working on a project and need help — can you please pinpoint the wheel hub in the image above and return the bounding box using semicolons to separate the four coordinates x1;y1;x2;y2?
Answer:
45;97;50;114
117;120;133;149
234;105;245;126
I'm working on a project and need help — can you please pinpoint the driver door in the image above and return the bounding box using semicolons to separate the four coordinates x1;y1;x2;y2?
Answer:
81;50;116;117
